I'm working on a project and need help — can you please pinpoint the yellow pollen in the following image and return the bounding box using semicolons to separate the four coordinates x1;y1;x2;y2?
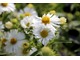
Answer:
26;22;30;27
10;38;17;45
1;3;8;7
24;12;31;16
40;29;48;38
42;16;50;25
60;17;66;24
23;42;29;49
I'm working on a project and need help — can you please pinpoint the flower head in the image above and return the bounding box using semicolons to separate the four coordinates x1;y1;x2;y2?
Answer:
18;5;37;17
3;29;26;55
33;24;56;46
0;3;15;14
20;16;35;28
34;13;66;28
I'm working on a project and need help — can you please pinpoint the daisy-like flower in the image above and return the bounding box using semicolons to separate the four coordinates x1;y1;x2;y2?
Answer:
20;16;35;28
0;3;15;14
18;4;37;17
34;13;66;28
0;21;4;30
3;29;26;55
33;24;56;46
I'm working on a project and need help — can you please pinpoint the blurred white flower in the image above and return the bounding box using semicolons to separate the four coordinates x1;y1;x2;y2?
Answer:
20;16;35;28
18;5;38;17
0;3;15;14
4;29;26;55
0;21;4;30
33;24;56;46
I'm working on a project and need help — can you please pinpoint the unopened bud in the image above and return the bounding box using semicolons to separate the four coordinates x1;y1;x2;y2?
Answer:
5;21;13;29
41;47;56;56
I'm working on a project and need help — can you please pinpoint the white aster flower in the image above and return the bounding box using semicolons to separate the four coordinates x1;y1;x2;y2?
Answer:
0;3;15;14
20;16;35;28
18;5;37;17
0;21;4;30
34;13;66;28
4;29;26;55
33;24;56;46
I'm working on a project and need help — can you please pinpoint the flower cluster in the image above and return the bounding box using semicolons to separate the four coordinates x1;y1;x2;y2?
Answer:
0;3;66;56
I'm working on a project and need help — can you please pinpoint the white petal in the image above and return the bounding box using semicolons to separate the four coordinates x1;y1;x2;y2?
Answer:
17;32;25;40
51;15;60;24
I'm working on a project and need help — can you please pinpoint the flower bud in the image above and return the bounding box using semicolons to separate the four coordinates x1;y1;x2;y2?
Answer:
41;47;56;56
60;17;66;24
5;21;13;29
22;42;30;49
49;10;56;14
11;18;18;23
67;13;73;20
20;14;25;18
27;3;34;8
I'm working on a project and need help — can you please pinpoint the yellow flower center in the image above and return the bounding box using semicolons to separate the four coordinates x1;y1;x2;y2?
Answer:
26;22;30;27
10;38;17;45
42;16;50;25
22;42;29;49
24;12;31;16
40;29;48;38
60;17;66;24
1;3;8;7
